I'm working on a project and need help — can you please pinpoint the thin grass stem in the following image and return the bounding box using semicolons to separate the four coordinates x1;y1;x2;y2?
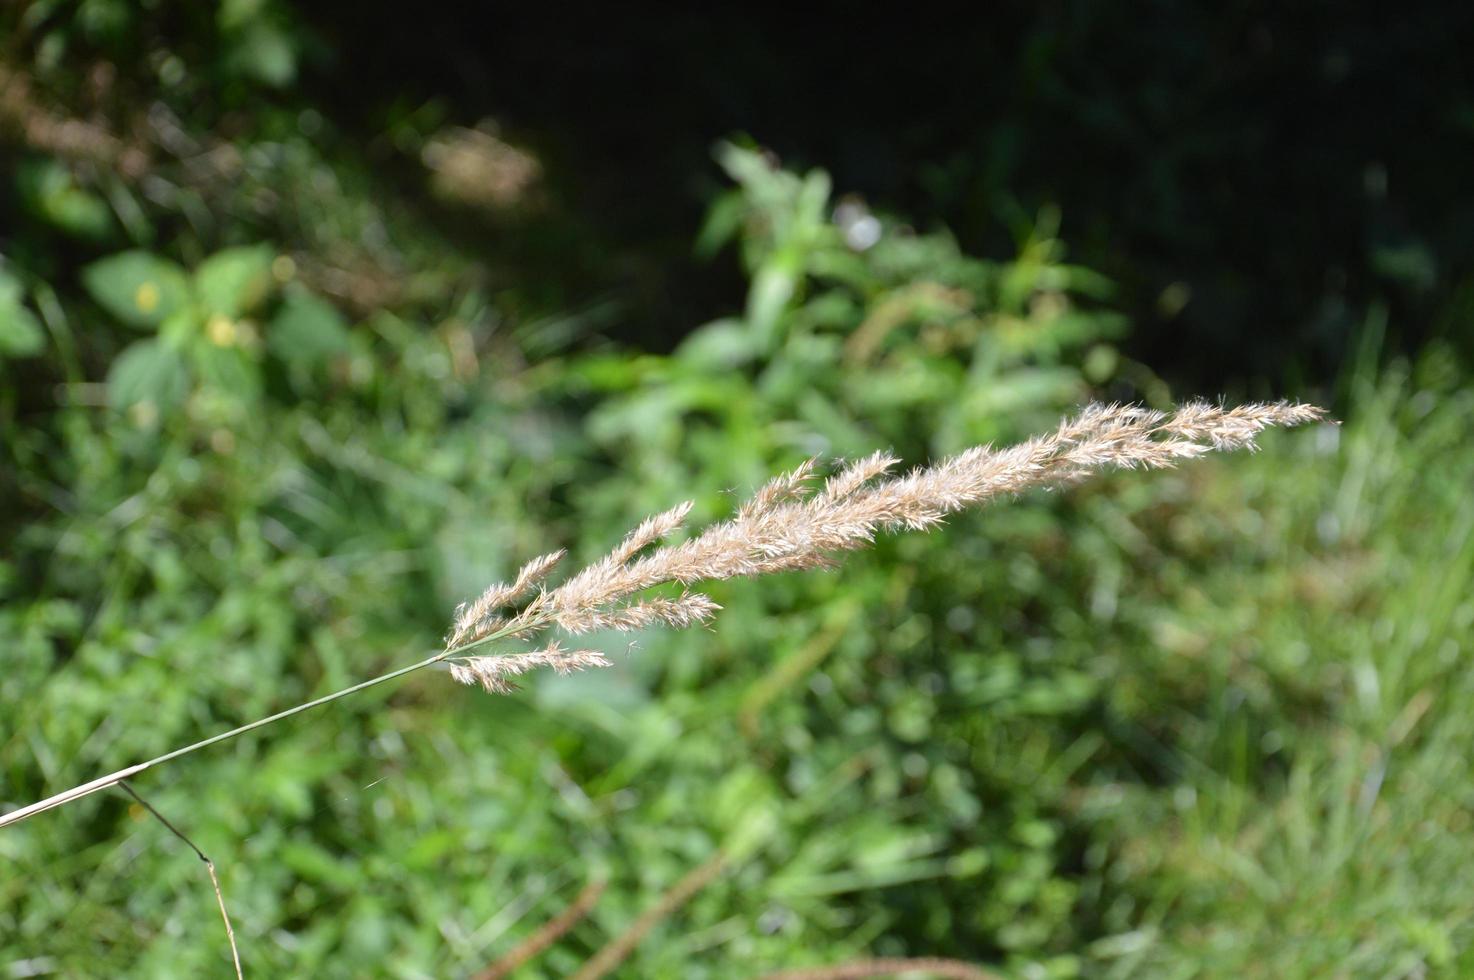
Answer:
119;781;244;980
0;623;525;829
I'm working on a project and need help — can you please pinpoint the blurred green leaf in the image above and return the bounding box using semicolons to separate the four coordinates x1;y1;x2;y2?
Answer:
746;261;797;347
1372;241;1437;292
270;290;350;365
191;341;262;402
76;0;129;43
158;308;199;348
106;338;189;410
0;303;46;358
676;318;760;369
217;0;266;30
82;251;191;329
225;22;298;87
0;265;45;360
694;190;746;259
16;159;115;241
195;245;276;317
0;265;22;306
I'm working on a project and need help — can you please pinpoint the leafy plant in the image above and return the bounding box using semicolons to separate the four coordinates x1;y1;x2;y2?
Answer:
0;263;47;361
78;245;358;417
2;17;1468;974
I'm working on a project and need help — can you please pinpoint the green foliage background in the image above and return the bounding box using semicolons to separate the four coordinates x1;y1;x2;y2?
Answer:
2;5;1472;977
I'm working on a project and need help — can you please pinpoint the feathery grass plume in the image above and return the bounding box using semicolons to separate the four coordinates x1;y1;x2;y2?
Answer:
444;400;1327;690
447;548;565;649
739;456;820;520
447;642;611;694
822;450;902;502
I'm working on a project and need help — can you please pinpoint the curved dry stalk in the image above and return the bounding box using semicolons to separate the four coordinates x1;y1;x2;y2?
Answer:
118;782;243;980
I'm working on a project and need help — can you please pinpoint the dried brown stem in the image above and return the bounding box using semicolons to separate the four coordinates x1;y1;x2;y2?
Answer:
569;850;729;980
476;877;608;980
761;957;998;980
119;782;243;980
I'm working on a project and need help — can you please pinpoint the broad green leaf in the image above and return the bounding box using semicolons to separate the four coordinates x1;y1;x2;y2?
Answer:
675;318;759;369
217;0;266;31
796;168;833;226
693;190;746;259
225;22;298;87
0;303;46;358
0;265;24;306
106;339;190;411
195;245;275;317
746;260;797;350
269;290;350;365
82;251;191;329
191;342;262;402
279;839;358;889
158;309;199;348
16;159;115;240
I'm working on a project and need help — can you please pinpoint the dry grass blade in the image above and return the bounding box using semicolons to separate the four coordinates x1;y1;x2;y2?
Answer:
118;782;243;980
204;861;245;980
761;957;998;979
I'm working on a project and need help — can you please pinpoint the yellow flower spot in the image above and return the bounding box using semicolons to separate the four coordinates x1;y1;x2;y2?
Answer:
134;281;160;314
129;400;159;428
207;314;238;346
272;255;296;283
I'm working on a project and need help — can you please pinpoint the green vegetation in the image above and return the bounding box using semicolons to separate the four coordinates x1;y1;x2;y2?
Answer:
2;6;1471;978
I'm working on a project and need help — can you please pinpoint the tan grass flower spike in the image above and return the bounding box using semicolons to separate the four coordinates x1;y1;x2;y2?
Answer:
443;400;1327;691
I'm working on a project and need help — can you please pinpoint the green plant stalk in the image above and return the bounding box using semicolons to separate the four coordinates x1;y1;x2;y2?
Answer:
0;627;522;831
